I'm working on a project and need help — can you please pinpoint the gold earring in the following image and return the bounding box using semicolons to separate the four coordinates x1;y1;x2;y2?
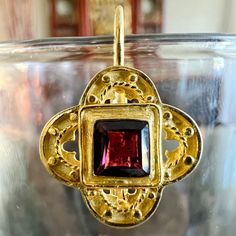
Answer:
39;6;202;227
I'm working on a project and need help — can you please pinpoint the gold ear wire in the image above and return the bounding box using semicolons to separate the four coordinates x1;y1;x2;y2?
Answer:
113;5;124;66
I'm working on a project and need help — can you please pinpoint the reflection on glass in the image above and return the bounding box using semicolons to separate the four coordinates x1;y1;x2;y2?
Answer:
0;35;235;235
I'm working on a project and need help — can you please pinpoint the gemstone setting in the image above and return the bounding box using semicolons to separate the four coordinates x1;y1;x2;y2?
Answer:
94;120;150;177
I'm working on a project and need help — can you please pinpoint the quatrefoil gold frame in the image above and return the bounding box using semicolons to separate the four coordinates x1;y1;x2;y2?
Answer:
40;65;202;227
39;6;202;227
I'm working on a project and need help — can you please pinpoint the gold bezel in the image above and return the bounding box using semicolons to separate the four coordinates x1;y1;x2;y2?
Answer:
80;104;162;187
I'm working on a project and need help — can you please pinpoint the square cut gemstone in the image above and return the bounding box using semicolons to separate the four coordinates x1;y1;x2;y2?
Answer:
93;120;150;177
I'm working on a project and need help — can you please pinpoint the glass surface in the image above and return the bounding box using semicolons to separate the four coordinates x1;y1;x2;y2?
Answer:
0;34;236;236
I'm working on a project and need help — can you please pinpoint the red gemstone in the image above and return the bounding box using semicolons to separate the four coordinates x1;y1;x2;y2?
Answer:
94;120;150;177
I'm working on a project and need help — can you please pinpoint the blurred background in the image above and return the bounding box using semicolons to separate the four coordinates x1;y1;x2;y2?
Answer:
1;0;236;41
0;1;236;236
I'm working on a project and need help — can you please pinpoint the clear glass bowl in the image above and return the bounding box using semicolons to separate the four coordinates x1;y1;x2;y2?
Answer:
0;34;236;236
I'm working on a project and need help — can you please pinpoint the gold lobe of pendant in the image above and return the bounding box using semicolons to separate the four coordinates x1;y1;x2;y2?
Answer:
39;5;203;228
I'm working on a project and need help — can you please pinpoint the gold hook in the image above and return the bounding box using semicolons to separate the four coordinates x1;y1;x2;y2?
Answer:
113;5;124;66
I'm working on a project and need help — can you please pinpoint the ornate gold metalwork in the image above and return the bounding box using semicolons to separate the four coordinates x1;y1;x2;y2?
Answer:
39;6;202;227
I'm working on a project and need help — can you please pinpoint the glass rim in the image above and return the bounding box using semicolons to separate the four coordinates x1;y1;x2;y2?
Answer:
1;33;236;55
1;33;236;45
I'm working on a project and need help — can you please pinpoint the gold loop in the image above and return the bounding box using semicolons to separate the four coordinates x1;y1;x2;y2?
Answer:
113;5;124;66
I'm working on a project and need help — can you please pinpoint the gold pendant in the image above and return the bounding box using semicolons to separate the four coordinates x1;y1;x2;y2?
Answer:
39;6;203;227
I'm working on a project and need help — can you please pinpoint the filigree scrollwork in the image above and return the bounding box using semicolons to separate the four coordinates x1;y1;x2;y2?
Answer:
83;187;161;226
162;104;202;184
40;106;80;187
